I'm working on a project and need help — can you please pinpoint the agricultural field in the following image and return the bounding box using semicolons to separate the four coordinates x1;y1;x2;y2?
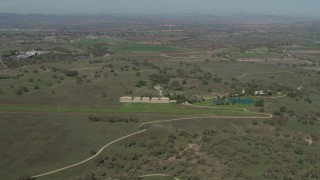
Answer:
0;14;319;180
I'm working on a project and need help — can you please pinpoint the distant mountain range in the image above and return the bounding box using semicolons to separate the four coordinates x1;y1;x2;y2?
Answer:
0;13;318;28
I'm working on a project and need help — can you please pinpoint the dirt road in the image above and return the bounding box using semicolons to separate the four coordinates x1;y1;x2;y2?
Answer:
32;113;271;178
32;130;146;178
237;71;295;79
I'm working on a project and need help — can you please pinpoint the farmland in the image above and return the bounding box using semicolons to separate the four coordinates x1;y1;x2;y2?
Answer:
0;14;319;180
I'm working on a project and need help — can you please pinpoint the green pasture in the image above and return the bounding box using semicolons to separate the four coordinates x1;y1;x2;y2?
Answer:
113;43;179;52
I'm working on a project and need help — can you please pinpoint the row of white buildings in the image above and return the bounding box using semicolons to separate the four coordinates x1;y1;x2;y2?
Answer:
17;50;50;59
120;96;176;103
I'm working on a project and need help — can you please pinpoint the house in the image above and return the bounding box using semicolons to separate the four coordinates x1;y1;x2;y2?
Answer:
17;50;50;59
254;90;265;96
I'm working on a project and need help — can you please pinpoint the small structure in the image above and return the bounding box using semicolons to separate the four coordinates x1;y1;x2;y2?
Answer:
120;96;133;103
133;97;142;102
254;90;265;96
159;97;170;103
150;97;160;102
141;97;151;102
17;50;50;59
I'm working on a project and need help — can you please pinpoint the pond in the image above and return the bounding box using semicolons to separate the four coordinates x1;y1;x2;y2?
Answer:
213;98;254;105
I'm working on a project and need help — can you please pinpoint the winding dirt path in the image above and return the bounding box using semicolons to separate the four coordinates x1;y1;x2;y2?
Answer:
32;111;271;178
154;85;164;97
32;129;146;178
0;58;8;68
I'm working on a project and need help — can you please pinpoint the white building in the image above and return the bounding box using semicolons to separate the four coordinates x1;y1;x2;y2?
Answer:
120;96;133;103
119;96;173;104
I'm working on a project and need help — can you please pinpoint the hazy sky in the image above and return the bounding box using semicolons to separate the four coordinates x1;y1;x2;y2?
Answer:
0;0;320;17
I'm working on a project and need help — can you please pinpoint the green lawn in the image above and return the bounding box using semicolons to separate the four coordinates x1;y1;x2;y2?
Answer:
0;103;258;116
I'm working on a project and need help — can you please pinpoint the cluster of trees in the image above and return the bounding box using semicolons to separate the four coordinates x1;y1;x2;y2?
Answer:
63;70;78;77
15;86;29;95
296;115;317;125
76;75;91;84
135;80;147;87
89;60;103;64
165;93;202;104
254;99;264;107
89;116;139;123
167;81;184;91
149;73;171;84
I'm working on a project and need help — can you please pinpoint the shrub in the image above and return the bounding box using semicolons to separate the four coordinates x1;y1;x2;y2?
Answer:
135;80;147;87
280;106;287;113
273;111;281;116
254;99;264;107
63;70;78;77
202;80;209;85
294;148;304;155
252;120;258;125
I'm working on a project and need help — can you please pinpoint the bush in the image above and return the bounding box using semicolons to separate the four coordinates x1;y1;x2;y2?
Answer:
169;81;183;91
89;151;97;155
135;80;147;87
287;92;298;98
304;97;312;104
213;77;222;83
280;106;287;113
125;89;133;94
294;148;304;155
63;70;78;77
252;120;258;125
168;134;177;139
254;99;264;107
202;80;209;85
273;111;281;116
